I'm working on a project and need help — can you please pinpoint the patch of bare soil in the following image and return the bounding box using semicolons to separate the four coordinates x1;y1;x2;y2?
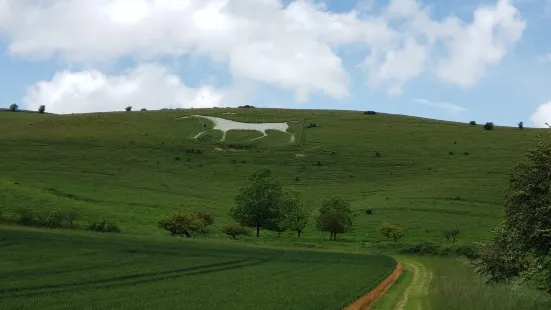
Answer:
344;263;403;310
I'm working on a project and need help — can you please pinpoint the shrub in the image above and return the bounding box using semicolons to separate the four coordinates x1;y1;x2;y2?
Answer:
518;121;524;129
483;122;494;130
125;106;132;112
306;122;317;128
464;152;470;156
469;120;476;125
38;105;46;113
316;161;322;166
375;152;381;158
88;220;120;233
9;103;18;112
364;111;377;115
366;209;373;215
16;208;37;226
454;245;479;259
400;242;441;255
443;228;460;243
295;176;300;181
222;224;250;240
158;211;213;237
449;151;454;155
141;108;147;111
174;156;180;161
238;105;255;108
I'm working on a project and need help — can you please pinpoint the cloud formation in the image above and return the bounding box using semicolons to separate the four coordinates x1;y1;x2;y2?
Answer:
0;0;527;112
23;64;238;114
414;98;468;113
531;101;551;128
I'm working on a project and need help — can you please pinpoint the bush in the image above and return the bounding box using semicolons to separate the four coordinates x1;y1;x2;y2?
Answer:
366;209;373;215
375;152;381;158
518;121;524;129
464;152;470;156
364;111;377;115
238;105;255;108
125;106;132;112
141;108;147;111
222;224;250;240
88;220;120;233
38;105;46;113
9;103;18;112
316;161;322;166
306;122;317;128
295;176;300;181
400;242;441;255
454;245;480;259
158;211;213;237
16;208;37;226
483;122;494;130
449;151;455;155
469;120;476;125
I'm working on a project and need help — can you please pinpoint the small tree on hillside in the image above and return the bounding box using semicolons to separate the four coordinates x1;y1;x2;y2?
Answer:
158;211;213;237
484;122;494;130
38;105;46;113
380;222;394;241
518;121;524;130
222;224;250;240
125;106;132;112
391;228;405;242
316;196;354;241
469;121;477;126
9;103;18;112
443;228;460;243
279;190;311;238
230;168;283;237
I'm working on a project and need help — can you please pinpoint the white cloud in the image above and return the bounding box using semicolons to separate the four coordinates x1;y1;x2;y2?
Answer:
537;53;551;64
0;0;526;99
414;98;468;113
23;64;240;114
531;101;551;128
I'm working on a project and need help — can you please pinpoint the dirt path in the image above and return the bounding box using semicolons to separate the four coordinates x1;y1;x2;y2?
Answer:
394;260;432;310
344;263;403;310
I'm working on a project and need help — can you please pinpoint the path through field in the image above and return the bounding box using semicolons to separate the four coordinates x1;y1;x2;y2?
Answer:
371;258;432;310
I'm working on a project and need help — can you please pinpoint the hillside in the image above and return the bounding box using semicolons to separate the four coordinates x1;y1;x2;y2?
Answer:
0;108;543;243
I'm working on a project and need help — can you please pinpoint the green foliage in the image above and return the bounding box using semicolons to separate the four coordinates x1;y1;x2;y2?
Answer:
9;103;18;112
125;106;132;112
87;220;120;233
484;122;494;130
15;208;80;228
230;168;283;237
38;105;45;113
518;121;524;129
391;228;405;242
477;135;551;291
469;120;477;125
279;190;311;238
316;196;354;240
221;223;250;239
380;222;395;240
158;211;213;237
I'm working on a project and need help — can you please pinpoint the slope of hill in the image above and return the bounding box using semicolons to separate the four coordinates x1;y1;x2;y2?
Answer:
0;108;542;243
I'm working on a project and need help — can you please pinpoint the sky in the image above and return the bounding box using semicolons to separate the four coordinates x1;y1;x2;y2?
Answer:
0;0;551;127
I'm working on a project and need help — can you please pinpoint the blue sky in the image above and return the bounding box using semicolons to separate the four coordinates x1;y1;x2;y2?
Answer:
0;0;550;127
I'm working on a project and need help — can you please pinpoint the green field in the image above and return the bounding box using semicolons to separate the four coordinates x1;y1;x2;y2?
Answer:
0;108;543;243
0;226;395;309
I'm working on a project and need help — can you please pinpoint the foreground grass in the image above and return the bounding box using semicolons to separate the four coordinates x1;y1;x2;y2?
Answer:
0;108;543;244
0;226;395;309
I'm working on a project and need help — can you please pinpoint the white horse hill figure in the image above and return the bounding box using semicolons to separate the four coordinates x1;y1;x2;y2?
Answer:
181;115;294;143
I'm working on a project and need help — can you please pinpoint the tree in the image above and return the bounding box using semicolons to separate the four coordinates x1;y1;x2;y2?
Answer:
222;224;250;240
316;196;353;241
391;228;405;242
38;105;46;113
158;211;212;238
484;122;494;130
469;121;477;125
230;168;283;237
125;106;132;112
279;190;311;238
9;103;18;112
518;121;524;130
476;135;551;292
443;228;460;243
380;222;394;241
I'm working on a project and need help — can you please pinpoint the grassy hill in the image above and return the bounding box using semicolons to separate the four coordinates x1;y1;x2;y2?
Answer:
0;108;543;244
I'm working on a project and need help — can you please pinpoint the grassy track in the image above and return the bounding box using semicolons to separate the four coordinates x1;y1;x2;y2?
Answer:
0;108;544;243
0;226;396;310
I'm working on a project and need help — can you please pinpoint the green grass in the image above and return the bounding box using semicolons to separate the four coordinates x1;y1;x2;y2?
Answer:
0;226;395;309
422;257;551;309
0;108;544;243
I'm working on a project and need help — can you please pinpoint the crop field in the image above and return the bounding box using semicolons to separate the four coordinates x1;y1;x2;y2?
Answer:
0;108;544;244
0;226;396;309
